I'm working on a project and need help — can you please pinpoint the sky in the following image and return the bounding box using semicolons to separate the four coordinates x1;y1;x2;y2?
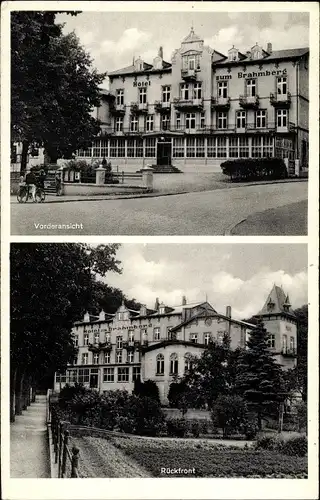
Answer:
56;10;309;85
100;243;308;320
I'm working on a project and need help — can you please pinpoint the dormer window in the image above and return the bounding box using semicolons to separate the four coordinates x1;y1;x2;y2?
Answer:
159;303;165;315
228;46;239;62
267;300;275;312
251;44;262;60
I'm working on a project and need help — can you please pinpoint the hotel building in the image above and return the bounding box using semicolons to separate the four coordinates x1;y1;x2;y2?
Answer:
75;28;309;174
54;284;298;404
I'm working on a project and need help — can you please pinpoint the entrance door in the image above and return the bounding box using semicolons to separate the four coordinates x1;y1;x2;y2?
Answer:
157;140;172;166
90;373;98;389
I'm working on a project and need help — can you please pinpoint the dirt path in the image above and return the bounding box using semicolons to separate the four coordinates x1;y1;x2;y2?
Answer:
70;436;151;478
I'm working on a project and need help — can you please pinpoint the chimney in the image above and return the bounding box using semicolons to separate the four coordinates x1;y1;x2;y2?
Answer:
154;297;160;311
226;306;231;318
182;295;187;306
99;310;105;321
158;46;163;59
84;311;90;322
267;42;272;54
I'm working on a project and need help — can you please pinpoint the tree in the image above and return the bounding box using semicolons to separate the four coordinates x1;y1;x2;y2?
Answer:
294;305;308;402
235;319;284;430
10;243;121;421
89;280;143;316
211;395;248;438
11;12;106;171
133;379;160;403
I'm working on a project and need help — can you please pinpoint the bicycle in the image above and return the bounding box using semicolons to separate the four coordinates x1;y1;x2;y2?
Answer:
17;185;46;203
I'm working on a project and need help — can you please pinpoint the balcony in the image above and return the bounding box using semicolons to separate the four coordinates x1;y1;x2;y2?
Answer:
281;347;297;357
239;95;260;109
270;92;291;108
173;97;204;110
110;103;126;116
98;341;113;352
88;343;100;353
123;340;140;351
154;100;171;113
181;68;197;81
131;102;148;114
211;97;231;110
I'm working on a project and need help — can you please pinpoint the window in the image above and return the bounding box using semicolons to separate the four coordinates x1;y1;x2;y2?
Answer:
239;136;250;157
193;82;202;99
186;137;196;157
204;333;211;345
207;137;217;158
82;353;88;365
217;112;227;129
263;136;273;157
132;367;141;381
127;351;134;363
181;83;189;100
184;353;192;372
154;327;160;341
93;353;99;365
105;332;111;343
104;352;111;364
56;372;67;383
161;114;170;130
256;110;266;129
268;334;275;348
78;368;89;384
190;333;198;343
116;350;123;363
277;109;288;128
188;57;195;70
162;86;171;103
67;369;78;383
246;79;256;97
145;115;154;132
115;117;123;132
282;334;288;349
170;353;178;375
103;367;114;382
229;137;239;158
236;110;246;129
116;89;124;105
116;336;123;349
110;139;125;157
139;88;147;104
218;81;228;98
277;77;287;95
145;137;156;157
173;137;184;157
94;332;100;344
252;136;263;157
186;113;196;130
83;333;89;346
196;137;205;157
136;138;143;157
130;116;138;132
118;367;129;382
217;137;227;157
182;55;200;71
156;353;164;374
200;112;205;129
73;335;78;347
128;331;134;342
290;337;295;350
176;113;181;130
117;312;123;321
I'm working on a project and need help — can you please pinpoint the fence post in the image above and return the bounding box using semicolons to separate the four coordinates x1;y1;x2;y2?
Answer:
61;429;69;478
71;446;80;478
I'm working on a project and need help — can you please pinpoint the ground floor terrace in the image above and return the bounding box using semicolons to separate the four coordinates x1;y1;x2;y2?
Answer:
75;130;307;173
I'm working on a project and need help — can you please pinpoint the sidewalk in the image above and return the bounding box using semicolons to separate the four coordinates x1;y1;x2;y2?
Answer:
10;395;50;478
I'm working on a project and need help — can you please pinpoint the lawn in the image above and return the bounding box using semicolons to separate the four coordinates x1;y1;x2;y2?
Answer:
110;436;308;478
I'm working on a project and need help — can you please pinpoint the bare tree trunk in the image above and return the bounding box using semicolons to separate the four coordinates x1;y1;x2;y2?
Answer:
15;371;25;415
20;140;29;174
10;368;17;422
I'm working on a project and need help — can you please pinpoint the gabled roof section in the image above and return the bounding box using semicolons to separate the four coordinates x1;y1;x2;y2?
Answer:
213;47;309;67
170;309;255;333
257;285;296;317
108;60;171;77
182;27;203;44
142;339;205;353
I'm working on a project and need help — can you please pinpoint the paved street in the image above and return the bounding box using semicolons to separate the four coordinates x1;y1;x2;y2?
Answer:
11;181;308;236
10;395;50;478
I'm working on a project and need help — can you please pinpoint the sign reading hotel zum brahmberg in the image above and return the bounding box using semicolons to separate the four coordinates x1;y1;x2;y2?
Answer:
133;81;151;87
216;68;287;80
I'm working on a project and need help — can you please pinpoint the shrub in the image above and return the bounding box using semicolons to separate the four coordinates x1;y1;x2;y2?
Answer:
166;418;188;438
243;420;259;440
211;395;248;438
256;434;285;452
295;401;307;433
133;379;160;403
199;419;210;435
191;420;201;438
282;435;307;457
220;158;288;181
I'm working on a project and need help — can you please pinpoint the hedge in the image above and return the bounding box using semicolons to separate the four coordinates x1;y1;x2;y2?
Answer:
220;158;288;181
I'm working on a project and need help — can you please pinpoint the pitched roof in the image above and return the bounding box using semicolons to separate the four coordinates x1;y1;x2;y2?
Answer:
213;47;309;66
182;27;203;44
170;309;255;333
108;60;171;77
257;285;296;317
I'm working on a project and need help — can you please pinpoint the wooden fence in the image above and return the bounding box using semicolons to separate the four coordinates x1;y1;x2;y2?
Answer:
49;402;80;478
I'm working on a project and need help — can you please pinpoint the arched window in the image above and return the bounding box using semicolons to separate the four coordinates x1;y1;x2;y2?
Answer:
170;353;178;375
156;353;164;374
184;353;192;372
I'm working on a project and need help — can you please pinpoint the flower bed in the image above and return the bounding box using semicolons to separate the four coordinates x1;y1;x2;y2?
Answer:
110;436;307;478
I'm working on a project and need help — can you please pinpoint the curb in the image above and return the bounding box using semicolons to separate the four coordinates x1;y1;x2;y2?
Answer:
47;422;58;478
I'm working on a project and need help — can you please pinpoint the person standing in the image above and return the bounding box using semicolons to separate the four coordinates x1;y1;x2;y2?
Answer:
25;170;37;202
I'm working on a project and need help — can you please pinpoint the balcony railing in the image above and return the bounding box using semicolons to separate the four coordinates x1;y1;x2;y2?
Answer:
181;68;197;81
154;100;171;113
239;95;260;109
123;340;140;350
110;104;126;115
270;92;292;108
130;102;148;114
88;341;112;352
211;97;231;110
173;98;204;110
281;347;297;357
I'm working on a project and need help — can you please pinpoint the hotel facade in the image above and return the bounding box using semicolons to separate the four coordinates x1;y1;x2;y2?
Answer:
75;28;309;174
54;285;298;404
